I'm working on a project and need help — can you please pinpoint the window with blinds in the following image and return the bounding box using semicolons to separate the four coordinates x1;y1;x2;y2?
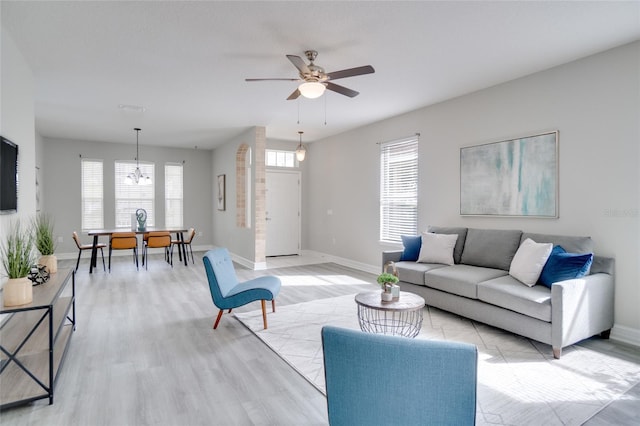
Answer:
114;161;155;228
379;136;419;243
165;163;183;228
81;159;104;230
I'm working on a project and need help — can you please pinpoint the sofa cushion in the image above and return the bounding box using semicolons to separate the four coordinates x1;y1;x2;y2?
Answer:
478;275;551;322
425;264;508;299
539;246;593;288
521;232;593;254
417;232;458;265
509;238;553;287
460;228;522;271
427;226;468;264
394;261;446;286
400;235;422;261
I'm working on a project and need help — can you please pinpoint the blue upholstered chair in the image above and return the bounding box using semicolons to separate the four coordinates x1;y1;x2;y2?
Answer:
203;248;281;330
321;326;478;426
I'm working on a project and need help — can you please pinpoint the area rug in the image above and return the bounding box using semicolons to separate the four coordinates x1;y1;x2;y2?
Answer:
235;294;640;426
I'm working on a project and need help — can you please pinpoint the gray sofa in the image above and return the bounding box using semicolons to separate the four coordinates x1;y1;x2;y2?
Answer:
382;227;615;358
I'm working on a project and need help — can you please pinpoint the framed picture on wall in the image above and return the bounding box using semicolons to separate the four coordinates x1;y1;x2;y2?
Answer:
460;130;558;217
217;174;226;211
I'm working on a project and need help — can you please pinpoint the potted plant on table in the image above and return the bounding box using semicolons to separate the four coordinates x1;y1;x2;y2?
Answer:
33;213;58;274
377;272;399;302
1;220;37;306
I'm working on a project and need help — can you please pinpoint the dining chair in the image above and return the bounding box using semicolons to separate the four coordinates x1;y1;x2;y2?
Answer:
109;232;139;272
171;228;196;264
142;231;172;270
72;231;106;272
202;248;281;330
322;325;478;426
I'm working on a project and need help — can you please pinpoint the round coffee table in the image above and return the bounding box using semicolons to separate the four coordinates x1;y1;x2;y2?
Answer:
354;291;425;338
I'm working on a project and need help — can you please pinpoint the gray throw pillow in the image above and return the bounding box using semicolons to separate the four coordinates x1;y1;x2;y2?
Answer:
460;228;523;270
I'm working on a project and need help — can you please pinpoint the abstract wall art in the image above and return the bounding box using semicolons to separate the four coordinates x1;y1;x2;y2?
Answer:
460;131;558;217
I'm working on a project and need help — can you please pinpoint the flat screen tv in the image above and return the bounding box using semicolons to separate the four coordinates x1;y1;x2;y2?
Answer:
0;136;18;213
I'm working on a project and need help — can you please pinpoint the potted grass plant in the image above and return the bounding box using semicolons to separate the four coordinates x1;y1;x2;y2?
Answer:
33;213;57;274
1;220;36;306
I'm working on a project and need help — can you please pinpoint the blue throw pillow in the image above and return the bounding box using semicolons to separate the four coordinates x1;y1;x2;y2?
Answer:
400;235;422;261
539;245;594;288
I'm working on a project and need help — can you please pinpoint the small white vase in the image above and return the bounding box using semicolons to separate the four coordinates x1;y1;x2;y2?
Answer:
390;284;400;300
381;291;393;302
39;254;58;274
3;277;33;307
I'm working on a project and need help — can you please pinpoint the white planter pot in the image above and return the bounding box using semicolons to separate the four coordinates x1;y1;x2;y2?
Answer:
39;255;58;274
381;291;393;302
3;277;33;307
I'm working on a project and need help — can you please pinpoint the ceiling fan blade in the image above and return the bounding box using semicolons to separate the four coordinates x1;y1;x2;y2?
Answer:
286;55;311;74
325;82;359;98
326;65;375;80
245;78;299;82
287;88;301;100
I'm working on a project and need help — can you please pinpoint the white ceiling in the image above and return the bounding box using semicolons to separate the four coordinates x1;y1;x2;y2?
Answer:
2;1;639;149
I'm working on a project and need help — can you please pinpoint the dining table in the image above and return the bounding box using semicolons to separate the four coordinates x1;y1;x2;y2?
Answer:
86;227;190;273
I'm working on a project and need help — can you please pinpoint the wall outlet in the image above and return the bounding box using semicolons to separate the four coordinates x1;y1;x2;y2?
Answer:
198;231;203;237
57;236;64;243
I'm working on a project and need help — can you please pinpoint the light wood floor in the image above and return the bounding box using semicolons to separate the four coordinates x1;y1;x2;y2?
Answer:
0;253;638;425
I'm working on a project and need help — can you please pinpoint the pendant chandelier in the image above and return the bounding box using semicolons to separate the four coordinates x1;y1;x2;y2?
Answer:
296;131;306;162
125;128;151;185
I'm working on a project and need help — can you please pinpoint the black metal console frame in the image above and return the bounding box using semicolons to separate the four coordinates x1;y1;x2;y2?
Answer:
0;269;76;409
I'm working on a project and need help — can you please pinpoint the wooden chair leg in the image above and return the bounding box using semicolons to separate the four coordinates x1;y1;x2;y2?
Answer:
261;299;268;329
272;299;276;312
213;310;224;329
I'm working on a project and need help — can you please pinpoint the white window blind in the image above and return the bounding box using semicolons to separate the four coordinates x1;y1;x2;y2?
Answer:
114;161;155;228
165;163;183;228
81;159;104;230
380;136;419;243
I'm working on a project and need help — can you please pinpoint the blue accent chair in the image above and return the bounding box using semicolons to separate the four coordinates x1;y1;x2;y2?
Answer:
321;326;478;426
203;248;281;330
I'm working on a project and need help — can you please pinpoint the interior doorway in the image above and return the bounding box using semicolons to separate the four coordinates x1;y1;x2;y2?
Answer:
266;170;301;257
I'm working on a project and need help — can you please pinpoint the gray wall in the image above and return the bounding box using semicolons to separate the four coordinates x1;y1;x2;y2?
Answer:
0;28;37;287
305;42;640;341
211;127;260;264
41;138;213;255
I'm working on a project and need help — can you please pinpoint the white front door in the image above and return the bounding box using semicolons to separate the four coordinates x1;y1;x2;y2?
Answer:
266;170;301;257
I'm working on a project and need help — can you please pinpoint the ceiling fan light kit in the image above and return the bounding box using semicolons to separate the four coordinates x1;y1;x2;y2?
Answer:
298;81;326;99
246;49;374;100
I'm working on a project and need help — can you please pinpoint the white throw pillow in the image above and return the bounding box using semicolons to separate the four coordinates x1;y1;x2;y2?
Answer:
509;238;553;287
417;232;458;265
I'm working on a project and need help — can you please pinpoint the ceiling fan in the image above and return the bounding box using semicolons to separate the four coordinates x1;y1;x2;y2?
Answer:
245;50;375;100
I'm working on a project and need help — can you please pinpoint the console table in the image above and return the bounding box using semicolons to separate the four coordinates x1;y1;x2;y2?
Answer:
355;291;425;338
0;268;76;409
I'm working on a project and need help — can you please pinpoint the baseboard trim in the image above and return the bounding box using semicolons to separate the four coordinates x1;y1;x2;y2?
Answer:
611;324;640;348
307;251;379;275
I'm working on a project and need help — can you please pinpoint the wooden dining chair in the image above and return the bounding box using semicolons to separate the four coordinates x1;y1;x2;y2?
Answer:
109;232;139;272
73;231;106;272
171;228;196;264
142;231;172;270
